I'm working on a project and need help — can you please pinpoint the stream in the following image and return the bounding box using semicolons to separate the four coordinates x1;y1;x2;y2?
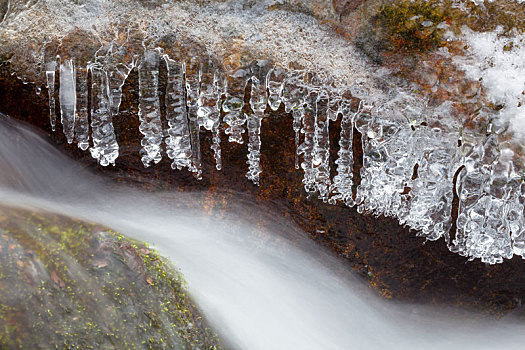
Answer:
0;113;524;349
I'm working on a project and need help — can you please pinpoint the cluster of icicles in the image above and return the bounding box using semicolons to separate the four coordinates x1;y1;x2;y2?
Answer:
45;48;359;185
43;48;525;264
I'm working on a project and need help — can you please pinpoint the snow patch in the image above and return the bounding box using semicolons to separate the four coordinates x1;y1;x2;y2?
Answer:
454;26;525;140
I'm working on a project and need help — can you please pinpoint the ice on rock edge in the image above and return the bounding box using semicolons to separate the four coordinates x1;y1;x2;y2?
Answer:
45;57;57;132
6;0;524;263
198;57;224;171
246;60;270;185
223;67;249;144
281;70;307;169
267;67;286;112
453;135;516;264
314;90;331;202
329;100;359;207
186;54;203;179
104;49;134;119
75;65;90;151
42;47;525;263
59;59;76;144
298;73;321;195
164;54;192;172
89;64;119;166
138;50;163;167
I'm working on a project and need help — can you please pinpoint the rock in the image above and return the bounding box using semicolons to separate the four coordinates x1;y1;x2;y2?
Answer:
0;205;222;349
332;0;367;17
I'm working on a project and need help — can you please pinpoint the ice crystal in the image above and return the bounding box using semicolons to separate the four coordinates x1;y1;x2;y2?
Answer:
164;54;192;171
37;47;525;264
223;68;249;144
246;60;270;185
186;54;203;179
59;59;76;144
3;0;525;263
75;65;90;151
89;64;119;166
198;58;224;171
138;49;163;167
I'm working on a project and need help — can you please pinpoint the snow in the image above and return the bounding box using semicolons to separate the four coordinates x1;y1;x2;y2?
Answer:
455;26;525;140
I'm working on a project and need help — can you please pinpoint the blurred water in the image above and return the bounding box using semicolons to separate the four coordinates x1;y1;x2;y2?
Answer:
0;113;524;349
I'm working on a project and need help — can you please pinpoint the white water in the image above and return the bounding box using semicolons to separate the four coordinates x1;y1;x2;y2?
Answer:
0;113;524;349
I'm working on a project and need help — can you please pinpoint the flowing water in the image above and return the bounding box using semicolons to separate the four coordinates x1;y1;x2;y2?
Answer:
0;113;524;349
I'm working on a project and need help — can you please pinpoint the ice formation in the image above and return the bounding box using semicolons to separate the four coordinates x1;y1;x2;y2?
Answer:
89;64;119;166
1;0;525;264
138;49;163;167
59;59;76;144
164;54;193;172
454;26;525;140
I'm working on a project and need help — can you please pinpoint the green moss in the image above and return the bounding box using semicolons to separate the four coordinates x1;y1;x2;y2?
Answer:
456;0;525;35
376;0;450;52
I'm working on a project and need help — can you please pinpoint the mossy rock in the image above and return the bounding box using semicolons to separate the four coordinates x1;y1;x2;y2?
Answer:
355;0;450;60
375;0;449;52
0;205;222;349
354;0;525;60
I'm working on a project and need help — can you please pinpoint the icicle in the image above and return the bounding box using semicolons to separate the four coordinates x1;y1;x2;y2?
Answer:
246;113;262;184
327;90;341;122
138;49;163;167
198;58;219;131
106;62;133;117
354;93;426;217
45;57;57;131
75;64;90;150
198;58;224;170
266;66;286;111
314;91;331;201
186;55;202;179
59;58;76;144
213;68;225;170
510;181;525;256
164;54;192;171
282;70;307;169
89;64;119;166
404;128;459;241
329;100;358;206
282;70;306;114
223;67;249;144
298;72;318;195
293;108;304;170
453;135;514;263
246;60;270;185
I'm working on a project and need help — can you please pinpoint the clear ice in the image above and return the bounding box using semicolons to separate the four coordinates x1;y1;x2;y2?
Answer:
39;48;525;264
89;64;119;166
138;49;163;167
186;54;203;179
223;68;249;144
45;57;57;132
59;59;76;144
164;54;193;171
246;60;270;185
5;0;525;263
198;58;224;171
75;65;90;151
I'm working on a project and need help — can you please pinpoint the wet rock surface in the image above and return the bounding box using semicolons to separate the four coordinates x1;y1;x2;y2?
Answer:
0;204;222;349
